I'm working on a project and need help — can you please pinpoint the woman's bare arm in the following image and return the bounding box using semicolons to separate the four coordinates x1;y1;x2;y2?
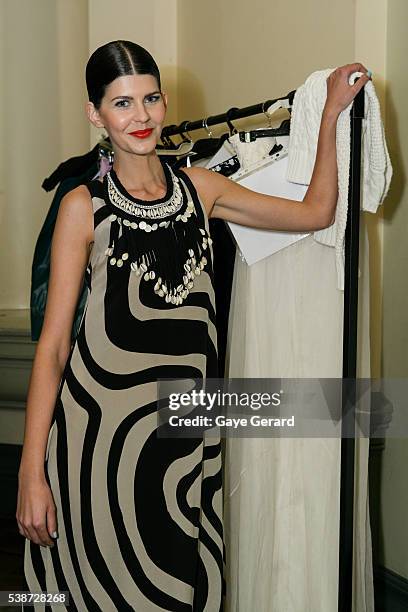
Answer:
16;185;93;546
19;185;93;478
181;63;370;231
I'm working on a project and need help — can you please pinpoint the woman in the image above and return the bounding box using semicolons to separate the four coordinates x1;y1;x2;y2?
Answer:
17;40;369;611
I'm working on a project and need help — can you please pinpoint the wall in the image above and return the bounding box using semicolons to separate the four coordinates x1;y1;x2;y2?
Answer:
177;0;355;129
355;0;388;381
56;0;90;161
379;0;408;580
0;0;89;311
0;3;5;219
0;0;89;444
1;0;59;310
88;0;178;145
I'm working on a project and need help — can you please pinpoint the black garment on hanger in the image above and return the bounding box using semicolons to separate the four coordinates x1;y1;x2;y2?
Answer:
42;144;100;192
172;134;231;170
208;217;236;376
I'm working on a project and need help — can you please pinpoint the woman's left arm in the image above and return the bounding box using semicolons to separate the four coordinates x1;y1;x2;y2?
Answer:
183;63;370;232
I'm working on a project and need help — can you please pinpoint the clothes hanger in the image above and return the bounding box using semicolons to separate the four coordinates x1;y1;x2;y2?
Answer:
159;128;179;149
226;107;240;136
237;98;292;143
159;116;224;167
205;108;241;175
156;121;195;157
238;119;290;143
221;101;292;180
265;97;292;120
156;141;195;157
191;109;240;158
174;115;230;169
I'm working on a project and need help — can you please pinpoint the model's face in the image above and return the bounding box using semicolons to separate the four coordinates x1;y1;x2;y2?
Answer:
87;73;167;156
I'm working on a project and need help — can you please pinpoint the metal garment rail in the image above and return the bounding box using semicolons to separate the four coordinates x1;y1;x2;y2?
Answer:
162;87;365;610
161;91;296;138
339;85;365;612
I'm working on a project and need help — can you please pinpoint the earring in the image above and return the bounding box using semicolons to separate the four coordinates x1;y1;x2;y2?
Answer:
98;142;114;178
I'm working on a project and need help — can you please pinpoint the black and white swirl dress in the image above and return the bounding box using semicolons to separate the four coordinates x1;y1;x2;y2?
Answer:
24;157;225;612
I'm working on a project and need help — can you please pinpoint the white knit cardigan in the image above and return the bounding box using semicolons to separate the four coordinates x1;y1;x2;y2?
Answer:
286;69;392;290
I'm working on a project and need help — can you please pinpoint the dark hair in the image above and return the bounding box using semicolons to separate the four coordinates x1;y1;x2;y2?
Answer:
86;40;161;108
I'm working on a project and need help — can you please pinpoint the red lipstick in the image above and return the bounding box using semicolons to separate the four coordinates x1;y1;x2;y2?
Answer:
129;129;153;139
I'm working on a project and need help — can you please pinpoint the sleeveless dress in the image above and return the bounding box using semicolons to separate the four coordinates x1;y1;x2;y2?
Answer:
24;158;225;612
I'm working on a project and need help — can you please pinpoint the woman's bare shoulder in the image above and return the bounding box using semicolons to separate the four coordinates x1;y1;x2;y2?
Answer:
60;183;92;206
57;184;94;243
177;165;219;217
178;165;212;182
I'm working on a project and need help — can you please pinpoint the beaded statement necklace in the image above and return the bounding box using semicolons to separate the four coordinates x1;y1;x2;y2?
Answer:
104;161;212;305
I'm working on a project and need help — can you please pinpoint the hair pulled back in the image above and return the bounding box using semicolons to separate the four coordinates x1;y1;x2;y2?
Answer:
86;40;161;109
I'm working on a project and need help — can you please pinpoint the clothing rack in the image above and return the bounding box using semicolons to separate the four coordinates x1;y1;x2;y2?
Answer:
161;87;365;611
161;91;296;139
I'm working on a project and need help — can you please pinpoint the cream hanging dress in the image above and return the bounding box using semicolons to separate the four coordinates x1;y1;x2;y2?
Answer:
205;134;374;612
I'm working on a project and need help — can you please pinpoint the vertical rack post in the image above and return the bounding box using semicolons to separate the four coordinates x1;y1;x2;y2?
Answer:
338;85;365;612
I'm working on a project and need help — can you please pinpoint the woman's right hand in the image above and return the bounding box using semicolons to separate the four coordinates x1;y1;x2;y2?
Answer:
325;63;371;117
16;473;58;547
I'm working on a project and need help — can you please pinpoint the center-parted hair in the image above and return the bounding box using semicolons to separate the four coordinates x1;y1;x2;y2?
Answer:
86;40;162;108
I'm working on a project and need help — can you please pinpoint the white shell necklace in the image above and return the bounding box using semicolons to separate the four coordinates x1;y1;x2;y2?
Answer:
104;161;213;306
106;163;185;222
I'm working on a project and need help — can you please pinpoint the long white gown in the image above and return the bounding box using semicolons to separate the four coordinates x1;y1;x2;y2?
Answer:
203;135;374;612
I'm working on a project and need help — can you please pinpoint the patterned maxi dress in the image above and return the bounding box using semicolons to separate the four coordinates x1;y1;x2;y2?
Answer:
24;158;225;612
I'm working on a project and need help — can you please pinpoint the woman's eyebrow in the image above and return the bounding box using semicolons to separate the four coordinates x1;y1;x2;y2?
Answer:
110;91;161;101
